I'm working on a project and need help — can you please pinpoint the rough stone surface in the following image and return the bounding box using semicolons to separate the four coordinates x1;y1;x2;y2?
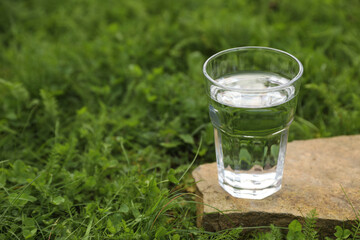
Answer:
192;135;360;235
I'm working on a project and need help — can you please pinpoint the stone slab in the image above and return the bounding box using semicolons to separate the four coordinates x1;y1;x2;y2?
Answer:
192;135;360;235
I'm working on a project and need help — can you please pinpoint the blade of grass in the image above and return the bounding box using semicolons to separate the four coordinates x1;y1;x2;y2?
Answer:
83;216;94;240
120;137;130;166
179;137;202;183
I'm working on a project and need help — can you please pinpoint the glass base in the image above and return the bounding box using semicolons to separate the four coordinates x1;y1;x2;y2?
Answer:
218;177;282;200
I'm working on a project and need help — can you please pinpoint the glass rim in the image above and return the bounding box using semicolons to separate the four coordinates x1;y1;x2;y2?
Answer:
203;46;304;93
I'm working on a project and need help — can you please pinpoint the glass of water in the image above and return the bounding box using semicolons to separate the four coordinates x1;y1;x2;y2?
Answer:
203;46;303;199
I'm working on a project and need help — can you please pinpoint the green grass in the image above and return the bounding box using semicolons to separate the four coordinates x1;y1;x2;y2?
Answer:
0;0;360;239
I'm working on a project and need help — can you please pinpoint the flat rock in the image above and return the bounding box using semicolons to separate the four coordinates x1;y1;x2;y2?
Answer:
192;135;360;235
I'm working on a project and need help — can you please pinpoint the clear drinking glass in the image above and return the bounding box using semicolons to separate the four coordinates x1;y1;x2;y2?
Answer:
203;46;303;199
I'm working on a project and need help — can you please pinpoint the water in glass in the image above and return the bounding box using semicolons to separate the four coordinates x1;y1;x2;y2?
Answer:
209;72;297;199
